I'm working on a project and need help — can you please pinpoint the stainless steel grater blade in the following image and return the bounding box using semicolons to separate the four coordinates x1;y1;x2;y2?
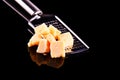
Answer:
3;0;89;54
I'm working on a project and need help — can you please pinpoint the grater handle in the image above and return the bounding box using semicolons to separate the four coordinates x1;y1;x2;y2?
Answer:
3;0;43;21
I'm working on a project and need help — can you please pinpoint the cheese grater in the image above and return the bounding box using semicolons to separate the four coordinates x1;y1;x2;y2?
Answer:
3;0;89;54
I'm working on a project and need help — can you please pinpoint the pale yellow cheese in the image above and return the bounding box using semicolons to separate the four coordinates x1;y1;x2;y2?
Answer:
44;33;56;43
28;34;43;47
50;41;65;58
58;32;74;52
34;23;50;35
48;25;61;39
36;39;50;53
28;23;74;58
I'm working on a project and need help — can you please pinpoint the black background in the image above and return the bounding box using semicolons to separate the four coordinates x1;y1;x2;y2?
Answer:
0;0;97;79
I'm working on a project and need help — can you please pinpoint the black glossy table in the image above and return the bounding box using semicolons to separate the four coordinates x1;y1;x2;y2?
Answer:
0;1;96;79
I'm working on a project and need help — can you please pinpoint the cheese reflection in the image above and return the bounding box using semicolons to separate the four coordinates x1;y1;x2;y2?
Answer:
28;46;65;68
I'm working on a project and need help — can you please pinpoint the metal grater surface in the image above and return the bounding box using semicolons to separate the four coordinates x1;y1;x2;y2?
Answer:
2;0;89;54
28;15;89;54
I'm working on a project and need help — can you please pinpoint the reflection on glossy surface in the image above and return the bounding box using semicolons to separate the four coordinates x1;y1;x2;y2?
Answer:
28;46;65;68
